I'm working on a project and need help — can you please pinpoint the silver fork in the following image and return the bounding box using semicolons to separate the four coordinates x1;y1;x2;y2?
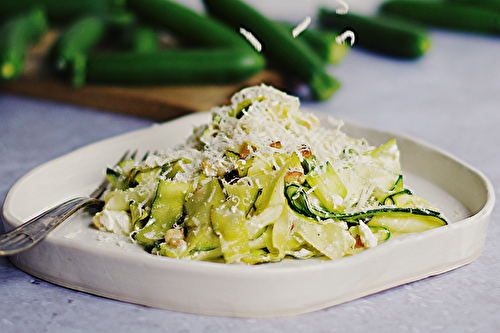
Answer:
0;150;138;256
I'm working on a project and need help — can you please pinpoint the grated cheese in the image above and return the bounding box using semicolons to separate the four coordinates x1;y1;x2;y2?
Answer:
292;16;311;38
126;84;396;212
239;27;262;52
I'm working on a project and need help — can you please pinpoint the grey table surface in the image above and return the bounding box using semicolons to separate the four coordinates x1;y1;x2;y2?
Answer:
1;1;500;332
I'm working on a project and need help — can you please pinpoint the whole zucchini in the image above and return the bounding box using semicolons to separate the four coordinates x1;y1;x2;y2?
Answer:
125;25;160;54
318;9;430;59
380;0;500;35
48;15;108;88
277;22;350;65
0;7;48;81
202;0;340;101
85;49;266;85
56;0;265;87
127;0;247;48
0;0;123;24
446;0;500;11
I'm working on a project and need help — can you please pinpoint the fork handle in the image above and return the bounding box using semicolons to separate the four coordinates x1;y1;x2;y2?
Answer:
0;197;104;256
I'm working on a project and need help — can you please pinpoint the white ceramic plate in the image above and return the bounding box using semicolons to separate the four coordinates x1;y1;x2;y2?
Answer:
2;111;495;318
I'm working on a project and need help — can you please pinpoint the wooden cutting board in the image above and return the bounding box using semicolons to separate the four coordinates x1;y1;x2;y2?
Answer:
0;30;286;122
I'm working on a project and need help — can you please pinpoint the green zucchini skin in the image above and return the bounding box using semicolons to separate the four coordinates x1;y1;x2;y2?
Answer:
318;9;430;59
126;25;160;54
446;0;500;12
0;7;48;81
277;21;349;65
86;49;266;85
48;15;108;88
0;0;122;24
49;15;107;62
83;0;265;86
202;0;340;101
380;0;500;35
127;0;246;49
285;183;447;225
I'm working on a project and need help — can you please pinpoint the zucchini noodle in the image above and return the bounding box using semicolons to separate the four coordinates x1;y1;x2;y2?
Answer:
92;85;447;264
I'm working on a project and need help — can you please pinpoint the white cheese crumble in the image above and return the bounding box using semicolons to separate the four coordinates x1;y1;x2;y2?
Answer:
94;209;132;236
64;229;82;239
358;221;378;248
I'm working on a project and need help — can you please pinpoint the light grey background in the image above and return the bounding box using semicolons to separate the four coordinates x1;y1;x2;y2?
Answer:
1;1;499;332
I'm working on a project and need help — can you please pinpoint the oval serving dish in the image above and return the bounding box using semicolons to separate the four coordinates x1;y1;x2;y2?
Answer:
2;111;495;318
